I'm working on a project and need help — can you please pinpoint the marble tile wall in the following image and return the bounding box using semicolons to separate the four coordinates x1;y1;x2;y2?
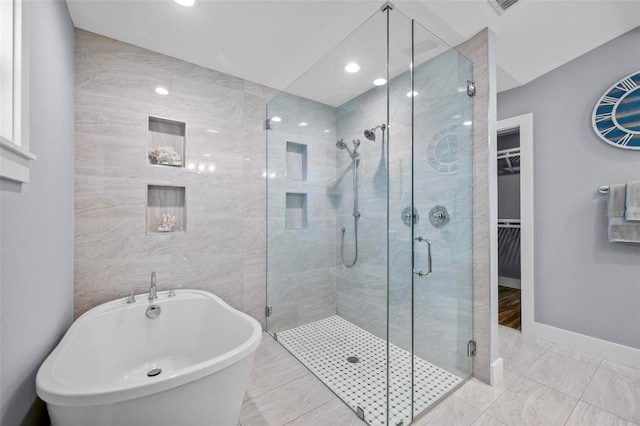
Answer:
335;84;389;341
75;24;493;383
265;92;338;332
456;28;497;384
335;46;476;378
74;30;278;328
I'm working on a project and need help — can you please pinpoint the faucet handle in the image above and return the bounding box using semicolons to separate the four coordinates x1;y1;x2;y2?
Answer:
119;290;136;304
168;284;183;297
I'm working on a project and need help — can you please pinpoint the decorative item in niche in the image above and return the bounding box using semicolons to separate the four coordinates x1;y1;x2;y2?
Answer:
592;71;640;150
148;116;186;167
148;146;182;166
147;185;186;234
157;213;177;232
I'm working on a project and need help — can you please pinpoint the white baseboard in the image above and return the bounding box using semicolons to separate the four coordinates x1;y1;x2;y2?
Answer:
528;321;640;369
490;357;504;386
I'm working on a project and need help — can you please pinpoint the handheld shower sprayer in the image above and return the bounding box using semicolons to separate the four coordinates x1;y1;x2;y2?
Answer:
336;138;361;158
336;138;354;157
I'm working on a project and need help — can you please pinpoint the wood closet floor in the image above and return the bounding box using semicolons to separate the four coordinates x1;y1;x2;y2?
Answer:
498;285;521;330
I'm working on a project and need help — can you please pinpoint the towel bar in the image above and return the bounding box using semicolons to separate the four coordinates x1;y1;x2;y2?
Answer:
599;186;609;194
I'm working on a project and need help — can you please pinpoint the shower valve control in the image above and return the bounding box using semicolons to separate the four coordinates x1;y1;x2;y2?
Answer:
429;206;449;228
401;206;419;227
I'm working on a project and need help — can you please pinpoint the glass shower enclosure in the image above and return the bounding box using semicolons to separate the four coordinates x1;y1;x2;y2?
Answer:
266;4;473;425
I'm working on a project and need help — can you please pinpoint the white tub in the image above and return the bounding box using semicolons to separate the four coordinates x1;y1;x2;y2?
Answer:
36;290;262;426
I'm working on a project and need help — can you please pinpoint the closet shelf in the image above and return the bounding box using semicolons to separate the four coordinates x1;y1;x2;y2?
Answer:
498;219;521;228
497;147;520;175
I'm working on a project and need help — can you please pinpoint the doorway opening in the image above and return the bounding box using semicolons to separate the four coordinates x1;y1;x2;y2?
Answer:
497;129;521;330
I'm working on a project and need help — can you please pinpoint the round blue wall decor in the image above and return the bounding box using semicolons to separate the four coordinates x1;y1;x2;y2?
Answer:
592;71;640;150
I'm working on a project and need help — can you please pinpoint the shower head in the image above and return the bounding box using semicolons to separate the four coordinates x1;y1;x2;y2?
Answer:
364;129;376;141
364;123;387;141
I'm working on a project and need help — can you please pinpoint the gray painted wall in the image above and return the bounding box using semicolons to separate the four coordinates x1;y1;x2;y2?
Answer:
0;0;75;424
498;26;640;349
497;173;520;220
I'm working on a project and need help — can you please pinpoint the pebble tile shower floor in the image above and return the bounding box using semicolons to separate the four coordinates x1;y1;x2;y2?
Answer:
276;316;463;426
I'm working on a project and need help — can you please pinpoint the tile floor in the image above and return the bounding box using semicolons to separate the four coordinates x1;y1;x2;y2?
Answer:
277;316;463;426
240;325;640;426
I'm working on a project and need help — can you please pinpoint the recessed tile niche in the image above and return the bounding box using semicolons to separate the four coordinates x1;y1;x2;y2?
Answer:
147;185;186;234
286;141;307;180
286;193;307;230
148;116;185;167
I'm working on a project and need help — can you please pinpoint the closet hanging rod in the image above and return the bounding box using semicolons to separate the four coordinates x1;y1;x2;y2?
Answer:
498;219;521;228
497;147;521;158
599;186;609;194
498;223;521;229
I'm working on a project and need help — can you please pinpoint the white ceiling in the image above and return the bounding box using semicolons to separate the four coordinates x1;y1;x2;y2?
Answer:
66;0;640;105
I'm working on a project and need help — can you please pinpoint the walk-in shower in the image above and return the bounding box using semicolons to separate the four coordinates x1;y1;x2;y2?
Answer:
266;3;474;425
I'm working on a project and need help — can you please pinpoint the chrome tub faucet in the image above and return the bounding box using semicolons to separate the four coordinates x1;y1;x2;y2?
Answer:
149;272;158;301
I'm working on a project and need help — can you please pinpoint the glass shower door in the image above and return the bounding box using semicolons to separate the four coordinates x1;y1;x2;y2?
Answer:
410;19;474;420
384;10;474;424
384;9;474;425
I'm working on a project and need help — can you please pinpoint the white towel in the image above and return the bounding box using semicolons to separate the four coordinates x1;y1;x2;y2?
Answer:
609;184;640;243
625;181;640;221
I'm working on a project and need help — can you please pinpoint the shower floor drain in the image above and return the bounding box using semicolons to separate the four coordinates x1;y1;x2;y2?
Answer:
347;356;360;364
147;368;162;377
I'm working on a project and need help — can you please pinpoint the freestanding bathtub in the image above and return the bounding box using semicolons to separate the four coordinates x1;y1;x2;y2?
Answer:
36;289;262;426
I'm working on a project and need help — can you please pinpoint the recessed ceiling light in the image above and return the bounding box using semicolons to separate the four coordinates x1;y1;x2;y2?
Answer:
463;121;473;126
155;87;169;95
323;129;331;133
298;122;308;127
203;153;211;157
174;0;195;6
373;78;387;86
345;63;360;73
271;116;282;122
406;91;418;97
206;129;218;133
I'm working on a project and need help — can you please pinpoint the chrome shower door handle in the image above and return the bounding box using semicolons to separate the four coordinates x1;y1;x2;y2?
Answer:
413;236;432;278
